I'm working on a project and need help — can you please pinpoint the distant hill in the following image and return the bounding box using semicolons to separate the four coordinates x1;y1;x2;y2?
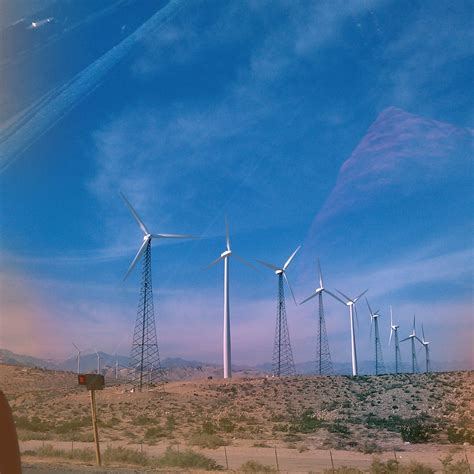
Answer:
0;349;59;370
1;348;470;377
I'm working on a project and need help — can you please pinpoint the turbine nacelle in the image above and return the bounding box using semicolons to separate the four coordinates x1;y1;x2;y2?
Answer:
256;246;300;306
121;193;194;280
221;249;232;258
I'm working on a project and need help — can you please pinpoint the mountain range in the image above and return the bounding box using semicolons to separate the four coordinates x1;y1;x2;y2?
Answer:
1;348;471;377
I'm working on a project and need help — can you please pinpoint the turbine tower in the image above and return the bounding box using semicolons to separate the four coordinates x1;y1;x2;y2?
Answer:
122;193;192;391
72;343;83;374
208;219;254;379
95;348;101;375
366;299;385;375
389;306;402;374
329;288;368;376
300;260;336;375
400;314;419;374
416;324;431;373
257;246;299;377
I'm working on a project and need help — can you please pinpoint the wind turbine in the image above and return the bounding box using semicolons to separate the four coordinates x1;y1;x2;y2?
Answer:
122;192;193;390
257;246;300;377
388;306;402;374
416;324;431;373
300;259;337;375
72;343;83;374
328;288;368;376
366;299;385;375
400;314;419;374
95;348;101;375
114;354;119;380
208;218;255;379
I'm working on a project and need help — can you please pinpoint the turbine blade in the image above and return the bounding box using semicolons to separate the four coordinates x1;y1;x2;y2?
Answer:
151;233;194;239
318;258;323;289
325;290;347;305
422;324;426;342
415;336;424;345
300;292;318;305
72;342;79;351
390;306;393;327
233;253;258;272
354;289;368;303
413;314;416;332
283;272;297;306
354;304;359;331
370;314;373;339
256;259;280;272
120;192;149;235
389;328;393;346
366;298;373;316
225;216;230;251
283;245;300;271
207;255;224;269
400;337;410;343
124;237;149;280
335;288;351;302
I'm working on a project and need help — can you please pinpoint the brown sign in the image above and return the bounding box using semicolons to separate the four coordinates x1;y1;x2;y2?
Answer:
78;374;105;390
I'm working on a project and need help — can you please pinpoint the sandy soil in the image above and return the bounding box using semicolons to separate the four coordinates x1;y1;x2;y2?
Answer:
2;364;472;471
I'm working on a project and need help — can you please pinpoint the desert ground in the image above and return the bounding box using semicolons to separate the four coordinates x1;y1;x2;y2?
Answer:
1;364;472;472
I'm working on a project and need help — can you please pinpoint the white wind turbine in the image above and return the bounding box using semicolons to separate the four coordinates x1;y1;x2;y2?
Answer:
256;245;300;305
257;246;300;376
388;306;402;374
300;259;341;375
366;299;385;375
121;192;194;390
328;288;368;376
95;348;101;375
400;314;419;374
416;324;431;373
208;218;255;379
72;342;84;374
121;193;194;280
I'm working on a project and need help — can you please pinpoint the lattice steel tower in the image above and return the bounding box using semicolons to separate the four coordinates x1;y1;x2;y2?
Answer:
300;260;333;375
373;318;385;375
128;240;164;390
121;193;192;391
257;246;300;377
273;273;296;376
367;300;385;375
401;314;419;374
389;306;402;374
315;291;333;375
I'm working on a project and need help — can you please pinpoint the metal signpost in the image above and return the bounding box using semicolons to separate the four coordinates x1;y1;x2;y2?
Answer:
78;374;104;466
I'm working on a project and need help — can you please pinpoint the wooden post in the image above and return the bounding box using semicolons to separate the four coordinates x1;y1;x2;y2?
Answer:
465;451;471;473
89;389;101;466
329;450;335;473
224;446;229;470
274;446;280;472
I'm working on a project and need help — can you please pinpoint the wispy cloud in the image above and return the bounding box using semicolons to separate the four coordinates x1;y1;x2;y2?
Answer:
315;107;473;222
377;1;474;117
0;0;187;173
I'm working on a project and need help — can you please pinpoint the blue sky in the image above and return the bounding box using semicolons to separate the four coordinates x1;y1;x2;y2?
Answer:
0;0;472;368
